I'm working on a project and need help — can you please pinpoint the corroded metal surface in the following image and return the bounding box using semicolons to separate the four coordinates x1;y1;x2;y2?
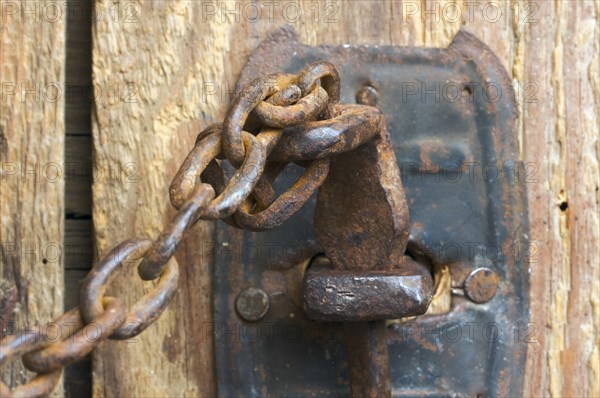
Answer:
344;321;391;398
235;288;270;322
464;267;500;303
81;239;180;340
304;258;433;322
314;124;409;271
22;298;126;373
214;27;529;397
233;158;330;231
269;104;381;162
310;100;429;396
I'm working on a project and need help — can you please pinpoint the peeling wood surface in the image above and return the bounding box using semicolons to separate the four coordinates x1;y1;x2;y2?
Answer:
91;1;599;397
0;0;66;395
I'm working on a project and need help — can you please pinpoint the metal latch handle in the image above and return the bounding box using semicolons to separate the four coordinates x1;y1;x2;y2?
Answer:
302;98;434;397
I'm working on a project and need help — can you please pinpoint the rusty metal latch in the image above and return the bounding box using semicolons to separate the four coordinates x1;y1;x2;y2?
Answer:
304;85;434;396
214;27;529;398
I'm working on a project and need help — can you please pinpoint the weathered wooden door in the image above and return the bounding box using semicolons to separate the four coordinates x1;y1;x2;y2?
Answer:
1;1;598;397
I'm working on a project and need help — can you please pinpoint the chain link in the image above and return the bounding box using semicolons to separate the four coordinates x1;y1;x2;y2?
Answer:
0;61;383;397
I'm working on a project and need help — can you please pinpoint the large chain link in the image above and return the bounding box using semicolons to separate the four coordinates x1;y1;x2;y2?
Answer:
0;62;382;397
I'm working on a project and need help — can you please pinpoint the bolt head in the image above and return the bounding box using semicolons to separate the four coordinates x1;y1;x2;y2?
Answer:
464;267;499;303
235;287;269;322
356;85;379;106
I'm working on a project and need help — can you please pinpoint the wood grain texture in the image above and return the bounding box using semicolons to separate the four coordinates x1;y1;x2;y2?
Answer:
0;0;66;395
91;1;599;396
522;2;599;396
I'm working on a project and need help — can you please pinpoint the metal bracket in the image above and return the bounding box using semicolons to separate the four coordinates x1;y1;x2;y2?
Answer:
213;27;529;397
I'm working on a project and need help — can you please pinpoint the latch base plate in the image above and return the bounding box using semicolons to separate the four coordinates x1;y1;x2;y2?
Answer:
212;27;529;397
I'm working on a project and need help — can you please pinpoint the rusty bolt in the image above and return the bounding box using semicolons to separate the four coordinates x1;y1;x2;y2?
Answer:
235;287;269;322
464;267;499;303
355;85;378;106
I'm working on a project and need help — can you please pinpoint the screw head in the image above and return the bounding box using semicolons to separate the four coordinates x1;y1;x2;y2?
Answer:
235;287;269;322
464;267;499;303
356;85;378;106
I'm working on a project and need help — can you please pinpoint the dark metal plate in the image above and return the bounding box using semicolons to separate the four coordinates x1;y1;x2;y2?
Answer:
213;27;529;397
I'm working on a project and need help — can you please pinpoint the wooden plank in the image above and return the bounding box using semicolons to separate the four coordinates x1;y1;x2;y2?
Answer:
91;2;227;396
0;0;66;395
521;2;600;397
91;1;599;396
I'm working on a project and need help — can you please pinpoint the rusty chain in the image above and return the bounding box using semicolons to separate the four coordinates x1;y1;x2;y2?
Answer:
0;62;384;397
